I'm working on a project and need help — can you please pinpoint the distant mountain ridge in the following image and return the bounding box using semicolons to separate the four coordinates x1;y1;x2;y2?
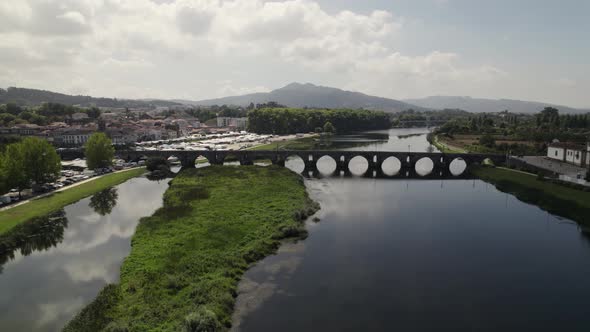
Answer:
189;83;428;113
403;96;589;114
0;87;181;108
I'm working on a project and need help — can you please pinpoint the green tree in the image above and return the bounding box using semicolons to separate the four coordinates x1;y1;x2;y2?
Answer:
323;121;335;133
0;151;7;194
479;134;496;148
85;132;115;169
0;113;16;126
20;137;61;185
89;188;118;216
87;107;101;119
3;143;28;195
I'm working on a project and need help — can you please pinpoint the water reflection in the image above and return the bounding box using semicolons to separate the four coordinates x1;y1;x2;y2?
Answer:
236;128;590;331
237;177;590;332
89;188;118;216
0;211;68;274
0;177;169;332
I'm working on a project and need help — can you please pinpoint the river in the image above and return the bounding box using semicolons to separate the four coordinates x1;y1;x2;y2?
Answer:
2;128;590;331
232;128;590;332
0;177;169;332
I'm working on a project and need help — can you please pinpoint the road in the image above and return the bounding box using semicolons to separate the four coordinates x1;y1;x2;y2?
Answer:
513;156;587;178
0;167;143;212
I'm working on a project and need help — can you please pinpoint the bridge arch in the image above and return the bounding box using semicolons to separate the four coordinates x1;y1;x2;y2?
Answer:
415;157;434;176
284;154;305;174
381;156;402;176
449;157;467;176
316;155;337;175
348;155;369;176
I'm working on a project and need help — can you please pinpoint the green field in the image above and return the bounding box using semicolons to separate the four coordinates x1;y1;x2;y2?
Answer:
431;135;467;153
0;168;146;235
64;166;319;332
472;166;590;225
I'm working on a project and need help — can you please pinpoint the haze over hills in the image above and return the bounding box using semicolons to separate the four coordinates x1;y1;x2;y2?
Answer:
187;83;429;112
403;96;589;114
0;87;181;109
3;85;588;115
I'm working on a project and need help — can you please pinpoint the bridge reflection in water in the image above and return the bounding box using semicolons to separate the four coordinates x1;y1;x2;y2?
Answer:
120;149;505;179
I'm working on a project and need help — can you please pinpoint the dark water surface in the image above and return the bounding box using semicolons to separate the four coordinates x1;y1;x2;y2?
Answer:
0;177;169;332
233;129;590;332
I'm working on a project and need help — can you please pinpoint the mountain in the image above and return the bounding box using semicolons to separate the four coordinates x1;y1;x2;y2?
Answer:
0;87;181;108
402;96;589;114
189;83;427;112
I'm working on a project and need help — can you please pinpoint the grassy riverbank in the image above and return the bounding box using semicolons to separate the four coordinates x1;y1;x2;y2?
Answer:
0;168;146;235
430;134;467;153
65;166;319;332
472;166;590;225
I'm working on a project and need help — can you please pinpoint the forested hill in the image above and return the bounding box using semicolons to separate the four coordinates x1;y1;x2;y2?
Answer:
247;108;391;134
190;83;428;113
403;96;589;114
0;87;181;108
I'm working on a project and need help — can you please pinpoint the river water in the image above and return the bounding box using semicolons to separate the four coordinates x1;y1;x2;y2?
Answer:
232;128;590;332
0;177;169;332
2;128;590;331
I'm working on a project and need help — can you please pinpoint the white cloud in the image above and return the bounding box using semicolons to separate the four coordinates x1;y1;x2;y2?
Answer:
0;0;510;101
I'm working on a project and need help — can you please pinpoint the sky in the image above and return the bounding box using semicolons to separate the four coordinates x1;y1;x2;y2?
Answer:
0;0;588;108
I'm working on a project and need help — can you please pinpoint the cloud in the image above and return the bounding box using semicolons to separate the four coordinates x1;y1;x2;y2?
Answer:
0;0;508;101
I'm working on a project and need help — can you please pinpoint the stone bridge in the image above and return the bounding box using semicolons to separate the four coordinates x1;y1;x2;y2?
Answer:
118;149;505;178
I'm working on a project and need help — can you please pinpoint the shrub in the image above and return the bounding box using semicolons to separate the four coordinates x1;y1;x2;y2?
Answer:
146;156;169;172
103;322;129;332
182;307;221;332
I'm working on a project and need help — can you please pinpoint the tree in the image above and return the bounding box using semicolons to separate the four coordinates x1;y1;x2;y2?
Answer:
146;156;169;172
323;121;335;133
3;143;28;196
85;132;115;169
479;134;496;148
0;113;16;126
0;151;7;195
87;107;101;119
20;137;61;185
89;188;118;216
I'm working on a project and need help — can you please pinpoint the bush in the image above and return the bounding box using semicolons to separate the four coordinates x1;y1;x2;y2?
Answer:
479;134;496;148
146;156;169;172
103;322;129;332
182;307;221;332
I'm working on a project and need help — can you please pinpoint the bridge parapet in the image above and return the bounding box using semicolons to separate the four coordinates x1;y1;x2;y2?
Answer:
115;149;505;177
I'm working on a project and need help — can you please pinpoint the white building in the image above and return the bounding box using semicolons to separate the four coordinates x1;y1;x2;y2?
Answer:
547;142;587;167
57;128;94;146
216;117;248;130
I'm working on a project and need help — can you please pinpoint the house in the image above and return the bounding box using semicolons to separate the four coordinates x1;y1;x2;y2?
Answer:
216;117;248;130
106;128;138;145
547;142;587;167
55;127;96;146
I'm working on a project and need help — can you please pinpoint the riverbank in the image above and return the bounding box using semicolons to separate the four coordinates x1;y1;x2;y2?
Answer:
472;166;590;225
429;134;467;153
64;166;319;332
0;167;146;235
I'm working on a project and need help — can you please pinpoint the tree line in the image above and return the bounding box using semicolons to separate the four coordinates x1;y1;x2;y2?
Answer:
247;108;391;134
0;137;61;195
0;132;115;196
0;102;101;127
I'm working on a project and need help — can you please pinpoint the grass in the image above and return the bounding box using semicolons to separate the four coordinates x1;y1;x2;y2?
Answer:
432;135;466;153
472;166;590;225
0;168;146;235
64;165;319;332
